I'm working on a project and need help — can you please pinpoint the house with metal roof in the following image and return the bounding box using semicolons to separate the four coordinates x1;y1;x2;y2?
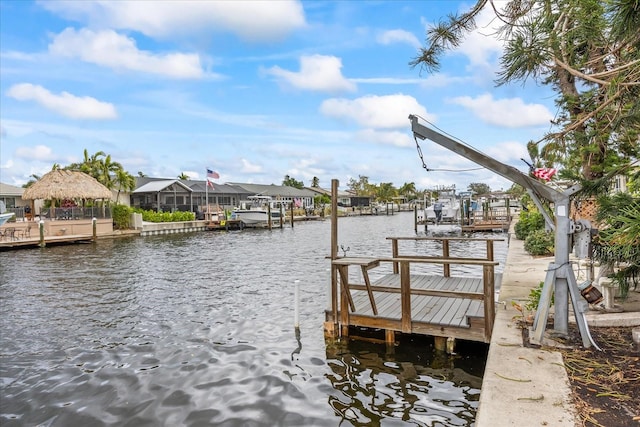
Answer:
130;178;319;214
130;177;252;213
226;183;317;208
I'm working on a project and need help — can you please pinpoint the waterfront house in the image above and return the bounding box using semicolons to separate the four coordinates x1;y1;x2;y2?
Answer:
130;177;319;214
130;177;251;213
0;182;38;221
226;182;317;209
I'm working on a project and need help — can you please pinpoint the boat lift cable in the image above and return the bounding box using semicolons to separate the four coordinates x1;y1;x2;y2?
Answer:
412;115;484;173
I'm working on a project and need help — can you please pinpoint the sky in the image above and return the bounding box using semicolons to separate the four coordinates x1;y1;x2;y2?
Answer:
0;0;559;193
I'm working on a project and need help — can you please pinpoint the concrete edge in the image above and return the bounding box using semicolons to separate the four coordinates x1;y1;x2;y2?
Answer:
475;306;577;427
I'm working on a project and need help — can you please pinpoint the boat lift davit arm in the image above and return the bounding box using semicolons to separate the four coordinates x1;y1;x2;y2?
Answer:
409;114;598;348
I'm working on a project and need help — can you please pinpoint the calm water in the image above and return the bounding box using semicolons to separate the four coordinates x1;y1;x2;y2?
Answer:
0;213;507;426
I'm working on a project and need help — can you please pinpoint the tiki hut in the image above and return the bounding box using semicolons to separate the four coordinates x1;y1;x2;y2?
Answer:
22;170;112;217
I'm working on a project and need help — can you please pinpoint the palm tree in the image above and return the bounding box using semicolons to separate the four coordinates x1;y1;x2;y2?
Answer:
99;154;123;190
115;169;137;203
22;174;41;188
398;182;417;200
178;172;190;180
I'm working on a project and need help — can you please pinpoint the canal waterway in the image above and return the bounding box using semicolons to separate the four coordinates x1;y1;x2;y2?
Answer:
1;212;508;426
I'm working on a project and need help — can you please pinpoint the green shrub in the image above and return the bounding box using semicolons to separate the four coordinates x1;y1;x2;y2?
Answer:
132;208;195;223
525;281;554;311
514;210;545;240
524;229;555;256
112;204;132;229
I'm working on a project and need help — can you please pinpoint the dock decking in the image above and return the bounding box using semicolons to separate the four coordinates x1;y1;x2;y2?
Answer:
0;234;93;249
325;236;504;346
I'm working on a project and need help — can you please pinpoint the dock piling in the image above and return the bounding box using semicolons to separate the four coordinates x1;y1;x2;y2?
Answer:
39;220;45;247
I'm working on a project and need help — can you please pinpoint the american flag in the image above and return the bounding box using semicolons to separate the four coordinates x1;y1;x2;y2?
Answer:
207;180;214;189
206;168;220;179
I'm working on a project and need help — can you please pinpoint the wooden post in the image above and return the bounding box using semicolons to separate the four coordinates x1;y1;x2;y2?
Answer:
486;239;494;261
414;205;417;233
483;264;496;342
290;202;294;228
391;238;399;274
38;220;45;248
267;204;272;230
385;329;395;344
434;336;447;352
400;261;411;333
442;239;450;277
280;204;284;229
330;179;339;333
92;217;97;242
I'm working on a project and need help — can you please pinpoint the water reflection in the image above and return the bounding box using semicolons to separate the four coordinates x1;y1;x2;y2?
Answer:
0;213;506;426
325;335;487;426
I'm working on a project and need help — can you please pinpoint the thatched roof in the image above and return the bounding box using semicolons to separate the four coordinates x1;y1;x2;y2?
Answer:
22;170;112;200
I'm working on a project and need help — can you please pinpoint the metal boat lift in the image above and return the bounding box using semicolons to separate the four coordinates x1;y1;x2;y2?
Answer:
409;115;598;348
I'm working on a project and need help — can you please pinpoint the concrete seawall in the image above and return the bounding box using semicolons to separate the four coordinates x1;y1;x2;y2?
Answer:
140;220;207;236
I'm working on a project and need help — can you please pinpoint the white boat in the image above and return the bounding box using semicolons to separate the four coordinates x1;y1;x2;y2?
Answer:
0;212;15;226
232;196;282;227
424;187;460;224
0;201;15;226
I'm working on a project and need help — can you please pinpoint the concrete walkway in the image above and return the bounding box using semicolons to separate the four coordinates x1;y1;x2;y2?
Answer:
476;230;640;426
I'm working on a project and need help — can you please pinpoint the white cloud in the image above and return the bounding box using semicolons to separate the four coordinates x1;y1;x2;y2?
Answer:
419;4;504;77
240;158;262;173
449;93;553;128
265;55;356;93
49;28;206;79
377;29;421;49
484;141;530;163
455;6;505;71
39;1;307;42
320;94;435;129
15;144;57;161
7;83;117;120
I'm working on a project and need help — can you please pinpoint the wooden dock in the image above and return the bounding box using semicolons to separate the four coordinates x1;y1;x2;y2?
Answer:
0;234;93;249
325;236;503;347
206;219;244;230
461;208;512;232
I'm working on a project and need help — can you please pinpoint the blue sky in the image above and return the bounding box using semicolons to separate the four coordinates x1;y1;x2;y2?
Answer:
0;0;557;192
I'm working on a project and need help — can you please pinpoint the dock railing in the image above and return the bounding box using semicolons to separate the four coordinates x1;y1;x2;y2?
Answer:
329;237;503;343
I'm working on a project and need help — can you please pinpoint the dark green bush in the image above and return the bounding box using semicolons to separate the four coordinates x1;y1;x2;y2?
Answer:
514;210;545;240
524;229;555;256
112;204;132;229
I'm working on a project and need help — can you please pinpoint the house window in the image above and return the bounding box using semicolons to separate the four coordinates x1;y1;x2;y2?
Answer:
0;197;16;208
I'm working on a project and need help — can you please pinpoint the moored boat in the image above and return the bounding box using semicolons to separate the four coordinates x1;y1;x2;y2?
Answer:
232;196;282;227
0;201;15;226
0;212;15;226
424;186;460;224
